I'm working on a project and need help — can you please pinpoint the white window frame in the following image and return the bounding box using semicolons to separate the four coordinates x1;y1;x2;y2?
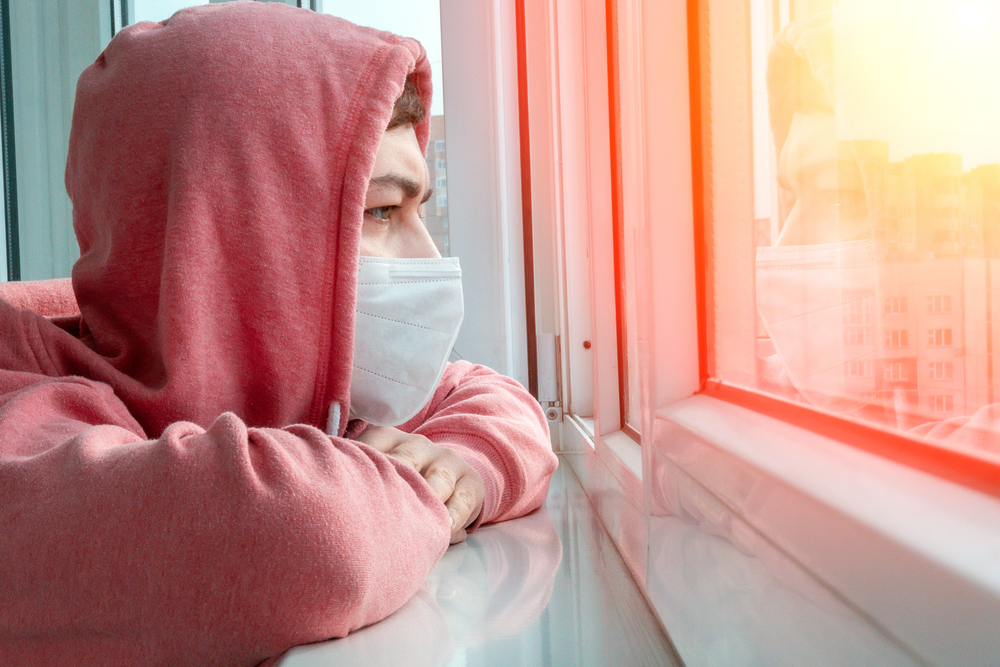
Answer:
439;0;528;386
528;0;1000;664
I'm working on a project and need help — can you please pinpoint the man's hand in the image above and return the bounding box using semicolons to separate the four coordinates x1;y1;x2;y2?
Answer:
357;425;485;544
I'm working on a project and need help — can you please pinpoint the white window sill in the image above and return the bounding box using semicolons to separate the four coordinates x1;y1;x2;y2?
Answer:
276;460;680;667
561;414;647;585
654;394;1000;667
565;414;642;481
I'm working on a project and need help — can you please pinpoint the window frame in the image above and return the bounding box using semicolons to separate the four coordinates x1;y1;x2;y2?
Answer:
0;0;16;281
527;0;1000;663
685;0;1000;496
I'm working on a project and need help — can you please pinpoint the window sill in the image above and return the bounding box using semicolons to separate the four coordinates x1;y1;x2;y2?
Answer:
276;461;681;667
562;414;646;586
653;394;1000;667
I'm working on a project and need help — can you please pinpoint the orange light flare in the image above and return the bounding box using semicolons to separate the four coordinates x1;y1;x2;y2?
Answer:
829;0;1000;173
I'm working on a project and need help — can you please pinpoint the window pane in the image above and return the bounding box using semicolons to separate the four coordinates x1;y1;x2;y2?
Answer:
133;1;210;23
706;0;1000;459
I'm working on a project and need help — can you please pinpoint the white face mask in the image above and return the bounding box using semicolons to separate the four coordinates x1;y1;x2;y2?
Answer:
756;240;878;412
348;256;464;426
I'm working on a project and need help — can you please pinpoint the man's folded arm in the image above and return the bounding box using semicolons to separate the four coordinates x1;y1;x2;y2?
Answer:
401;360;559;528
0;373;451;666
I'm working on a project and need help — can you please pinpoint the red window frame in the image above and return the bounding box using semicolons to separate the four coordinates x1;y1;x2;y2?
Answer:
685;0;1000;499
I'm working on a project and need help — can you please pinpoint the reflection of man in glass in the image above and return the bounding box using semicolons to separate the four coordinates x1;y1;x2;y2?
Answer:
768;54;870;247
757;6;1000;455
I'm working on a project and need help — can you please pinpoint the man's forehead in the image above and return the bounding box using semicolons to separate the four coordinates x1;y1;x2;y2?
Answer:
368;125;430;197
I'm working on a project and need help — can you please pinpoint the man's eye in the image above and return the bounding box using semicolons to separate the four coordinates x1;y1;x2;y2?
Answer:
366;206;396;222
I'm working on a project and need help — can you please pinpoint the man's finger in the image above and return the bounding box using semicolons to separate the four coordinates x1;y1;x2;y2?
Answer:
383;440;436;473
355;425;400;452
422;464;458;504
444;475;483;537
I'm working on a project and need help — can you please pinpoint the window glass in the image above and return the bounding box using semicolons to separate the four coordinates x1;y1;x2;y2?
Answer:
708;0;1000;459
620;184;642;434
132;0;207;23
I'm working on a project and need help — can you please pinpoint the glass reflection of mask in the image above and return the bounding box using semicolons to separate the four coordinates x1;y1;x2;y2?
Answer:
349;256;464;426
756;240;877;411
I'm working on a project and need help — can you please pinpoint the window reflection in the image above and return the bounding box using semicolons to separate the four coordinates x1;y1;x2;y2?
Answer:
753;1;1000;456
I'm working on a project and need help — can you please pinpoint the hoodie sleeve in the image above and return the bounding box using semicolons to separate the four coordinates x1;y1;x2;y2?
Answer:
400;361;559;527
0;370;450;667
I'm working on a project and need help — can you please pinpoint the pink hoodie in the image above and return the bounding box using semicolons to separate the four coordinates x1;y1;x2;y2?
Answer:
0;3;556;665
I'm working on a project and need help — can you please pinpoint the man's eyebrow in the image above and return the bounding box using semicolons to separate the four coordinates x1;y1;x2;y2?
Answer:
369;173;433;204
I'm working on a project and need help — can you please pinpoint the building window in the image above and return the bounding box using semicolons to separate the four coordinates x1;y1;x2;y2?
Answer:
844;327;873;345
435;139;445;153
846;360;873;377
884;361;907;381
885;330;909;348
928;295;952;314
929;395;954;412
928;329;953;347
884;296;908;315
928;361;954;380
845;296;872;325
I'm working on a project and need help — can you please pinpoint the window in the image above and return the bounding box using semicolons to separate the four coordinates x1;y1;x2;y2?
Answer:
846;360;873;377
883;361;907;381
928;361;954;380
884;296;907;315
844;296;871;324
930;395;954;412
701;0;1000;464
844;327;872;345
434;139;445;153
130;1;320;24
928;328;953;346
529;2;1000;666
436;176;447;188
885;330;909;348
927;295;952;314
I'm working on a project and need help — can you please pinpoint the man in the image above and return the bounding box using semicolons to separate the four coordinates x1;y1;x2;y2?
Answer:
0;3;556;665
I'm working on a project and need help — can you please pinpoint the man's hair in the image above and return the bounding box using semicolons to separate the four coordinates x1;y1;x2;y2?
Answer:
388;76;426;129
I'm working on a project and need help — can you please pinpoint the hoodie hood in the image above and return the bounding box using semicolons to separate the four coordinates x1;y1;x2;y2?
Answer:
63;1;431;437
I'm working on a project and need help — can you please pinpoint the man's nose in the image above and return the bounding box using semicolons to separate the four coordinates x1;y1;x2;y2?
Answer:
408;215;442;258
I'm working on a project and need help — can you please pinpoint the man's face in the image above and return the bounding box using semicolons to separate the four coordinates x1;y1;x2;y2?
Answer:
776;109;869;246
360;124;440;258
